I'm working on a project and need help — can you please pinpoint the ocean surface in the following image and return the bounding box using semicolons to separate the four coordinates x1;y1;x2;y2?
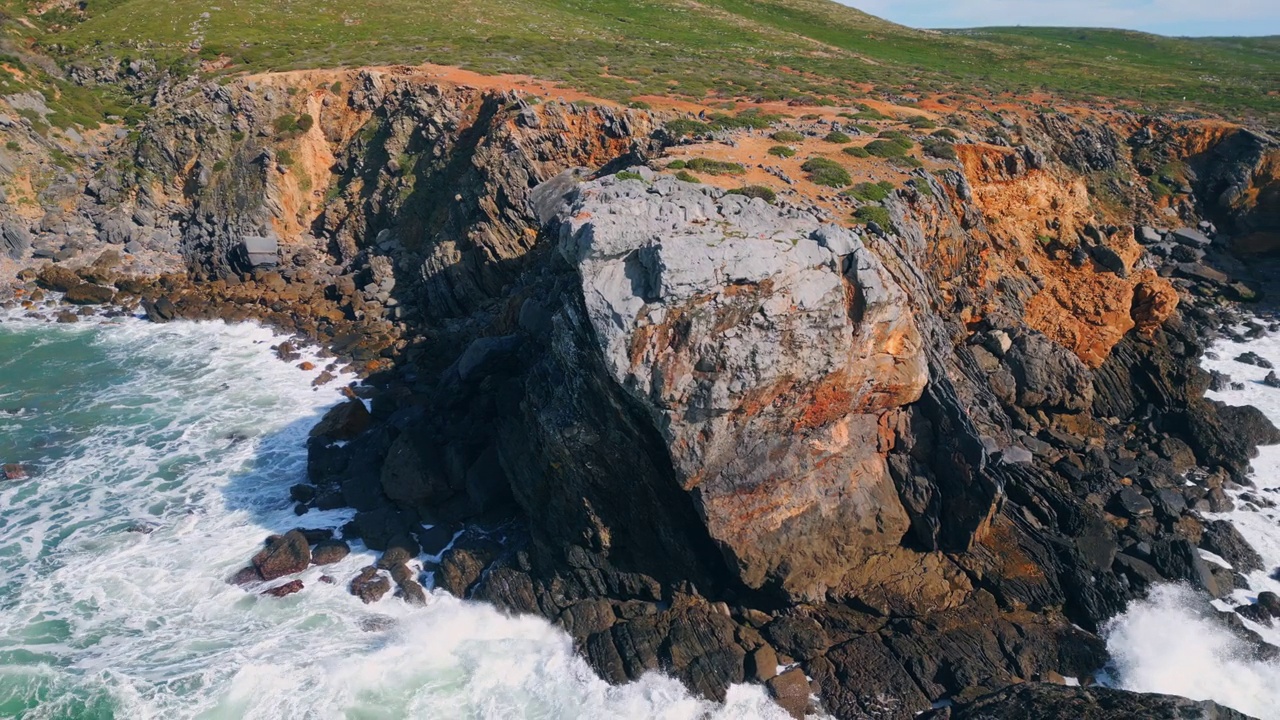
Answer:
0;312;792;720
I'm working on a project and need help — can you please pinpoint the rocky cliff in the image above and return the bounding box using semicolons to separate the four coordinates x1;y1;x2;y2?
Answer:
4;66;1280;719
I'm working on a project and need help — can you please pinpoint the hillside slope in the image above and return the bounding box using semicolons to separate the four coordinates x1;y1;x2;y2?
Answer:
2;0;1277;122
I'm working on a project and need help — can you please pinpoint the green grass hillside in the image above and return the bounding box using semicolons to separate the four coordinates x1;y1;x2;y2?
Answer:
2;0;1277;121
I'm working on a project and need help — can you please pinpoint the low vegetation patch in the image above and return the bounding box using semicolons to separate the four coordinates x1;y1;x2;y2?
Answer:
823;131;852;144
844;181;895;202
864;140;908;158
768;145;797;158
853;205;891;227
842;146;871;158
906;116;937;130
771;130;805;143
922;138;957;160
615;170;645;181
674;170;701;183
801;157;851;188
685;157;746;175
726;185;777;204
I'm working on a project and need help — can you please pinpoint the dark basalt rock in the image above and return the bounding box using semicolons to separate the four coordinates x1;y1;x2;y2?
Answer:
919;683;1256;719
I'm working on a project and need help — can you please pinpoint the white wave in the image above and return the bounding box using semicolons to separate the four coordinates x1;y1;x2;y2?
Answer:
0;315;798;719
1104;328;1280;718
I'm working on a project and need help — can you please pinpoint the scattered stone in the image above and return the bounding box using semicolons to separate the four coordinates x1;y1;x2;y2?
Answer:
1170;227;1213;247
1236;352;1274;369
1265;372;1280;389
1111;487;1154;519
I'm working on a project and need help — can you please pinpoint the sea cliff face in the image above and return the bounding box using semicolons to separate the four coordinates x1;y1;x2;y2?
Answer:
3;67;1280;718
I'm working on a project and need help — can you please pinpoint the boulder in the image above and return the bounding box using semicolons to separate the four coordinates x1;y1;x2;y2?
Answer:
1171;227;1213;247
311;539;351;566
251;530;311;581
349;566;392;604
1003;331;1094;412
1235;352;1274;369
310;399;371;440
62;283;116;305
766;668;812;719
240;234;279;268
36;265;82;292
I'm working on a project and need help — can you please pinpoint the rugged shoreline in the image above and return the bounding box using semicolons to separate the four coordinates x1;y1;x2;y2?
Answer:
4;68;1280;718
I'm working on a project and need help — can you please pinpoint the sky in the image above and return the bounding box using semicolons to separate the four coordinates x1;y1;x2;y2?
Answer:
842;0;1280;37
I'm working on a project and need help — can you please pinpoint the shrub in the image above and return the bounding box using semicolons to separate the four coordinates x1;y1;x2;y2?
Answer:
212;160;228;172
666;159;687;169
771;130;805;143
685;157;746;175
824;131;852;144
910;179;934;198
768;145;797;158
273;114;299;134
628;99;652;110
329;81;343;94
727;185;777;204
890;155;924;169
4;141;19;152
932;128;960;141
906;116;937;130
842;146;871;158
296;113;315;132
801;157;851;188
665;118;711;137
801;113;821;120
856;124;879;134
844;181;894;202
230;130;246;142
675;170;701;183
615;170;645;181
276;149;295;166
853;205;891;227
922;138;957;160
864;140;907;158
877;130;914;149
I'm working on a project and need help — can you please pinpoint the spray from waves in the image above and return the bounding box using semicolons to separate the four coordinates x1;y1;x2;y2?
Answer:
1103;329;1280;719
0;313;799;720
1104;585;1280;718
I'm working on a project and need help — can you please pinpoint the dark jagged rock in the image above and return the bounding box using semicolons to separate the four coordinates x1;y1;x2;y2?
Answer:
919;683;1256;719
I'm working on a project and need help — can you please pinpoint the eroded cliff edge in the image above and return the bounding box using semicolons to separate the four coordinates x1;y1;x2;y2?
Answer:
4;68;1280;718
